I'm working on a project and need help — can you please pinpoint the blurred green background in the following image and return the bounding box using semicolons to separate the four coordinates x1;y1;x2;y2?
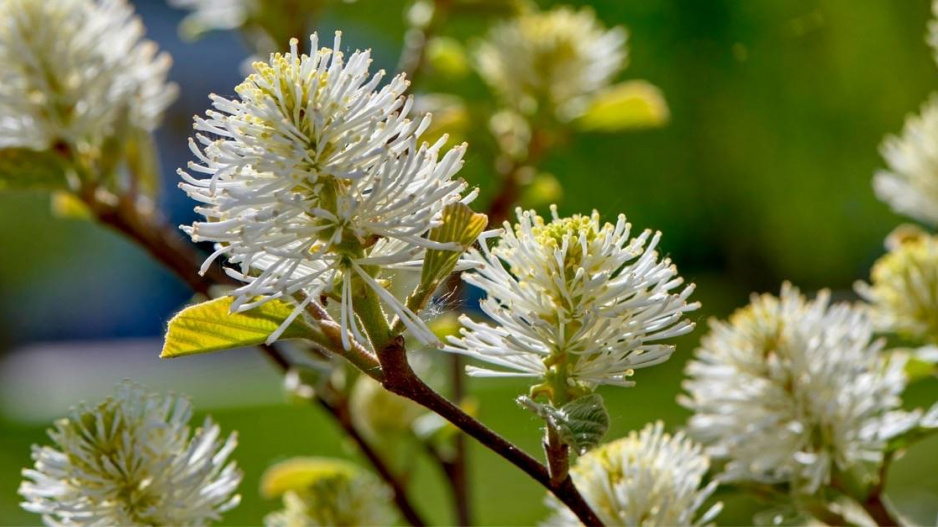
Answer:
2;0;938;525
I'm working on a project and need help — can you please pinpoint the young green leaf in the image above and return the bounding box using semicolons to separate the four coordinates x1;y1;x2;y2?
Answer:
50;191;92;220
575;81;670;132
0;148;69;191
420;202;488;289
260;457;358;499
161;297;321;358
397;203;487;327
518;393;610;454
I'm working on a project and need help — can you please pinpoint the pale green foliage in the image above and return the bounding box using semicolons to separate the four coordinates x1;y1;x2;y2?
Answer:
575;81;670;132
419;202;489;293
518;393;611;454
161;297;321;358
858;228;938;343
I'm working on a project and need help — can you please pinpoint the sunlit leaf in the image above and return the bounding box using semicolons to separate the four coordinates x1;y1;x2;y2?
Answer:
426;37;470;79
519;172;563;209
260;457;357;499
575;81;670;132
50;191;92;220
420;202;488;289
906;356;937;383
161;297;320;358
403;203;488;318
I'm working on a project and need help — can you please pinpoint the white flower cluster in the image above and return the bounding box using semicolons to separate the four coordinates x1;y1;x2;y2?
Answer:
545;421;722;527
475;6;626;119
0;0;177;151
19;383;242;526
262;458;396;527
445;207;697;392
181;33;472;349
874;96;938;226
857;228;938;342
681;284;919;494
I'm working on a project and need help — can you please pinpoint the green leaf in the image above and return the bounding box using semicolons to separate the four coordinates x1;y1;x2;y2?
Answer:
0;148;69;191
420;202;488;289
161;297;321;358
895;346;938;383
575;81;670;132
519;172;563;209
398;203;487;325
906;356;937;383
50;191;92;220
426;37;470;79
260;457;358;498
517;393;610;454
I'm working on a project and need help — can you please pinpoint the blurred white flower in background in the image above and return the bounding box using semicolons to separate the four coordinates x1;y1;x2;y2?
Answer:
0;0;177;151
474;6;626;120
544;421;722;527
19;383;241;526
180;33;471;349
445;206;697;395
874;96;938;227
261;457;397;527
169;0;359;41
857;226;938;343
169;0;253;36
681;284;920;494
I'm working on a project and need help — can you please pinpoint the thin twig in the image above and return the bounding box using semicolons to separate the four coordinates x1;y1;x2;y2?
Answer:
80;189;234;295
860;493;900;527
374;336;603;526
859;457;901;527
544;425;570;487
255;343;426;526
318;390;428;526
398;0;451;84
832;462;902;527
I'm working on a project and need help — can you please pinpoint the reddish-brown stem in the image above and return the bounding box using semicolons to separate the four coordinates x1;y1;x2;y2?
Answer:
545;425;570;487
79;189;234;296
448;362;472;525
255;343;424;526
861;494;900;527
831;463;902;527
398;0;452;85
375;337;603;526
317;389;428;527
